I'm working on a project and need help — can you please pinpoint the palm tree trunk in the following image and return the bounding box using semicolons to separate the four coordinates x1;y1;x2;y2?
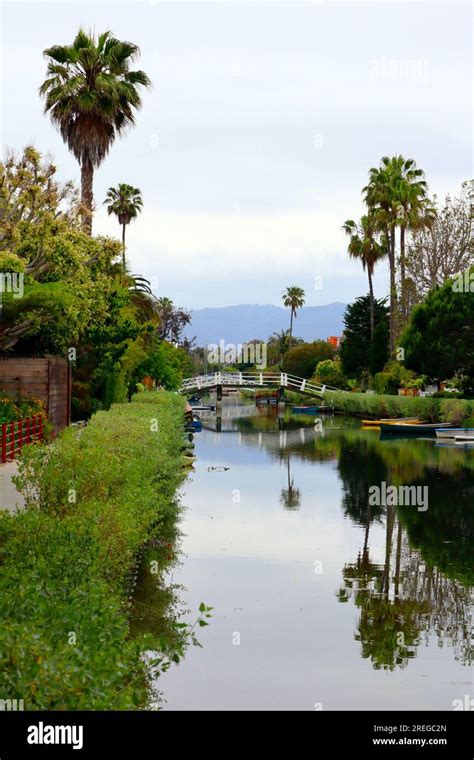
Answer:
80;159;94;235
368;267;375;340
388;227;398;356
400;226;406;325
288;310;294;352
383;503;395;597
394;517;402;598
122;223;127;271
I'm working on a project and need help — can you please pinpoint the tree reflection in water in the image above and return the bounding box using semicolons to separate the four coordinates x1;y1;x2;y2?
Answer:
280;454;301;510
336;437;473;671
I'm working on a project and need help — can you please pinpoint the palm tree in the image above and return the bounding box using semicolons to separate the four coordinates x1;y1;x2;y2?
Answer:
342;214;387;339
282;286;305;352
394;184;436;324
363;156;429;355
268;329;290;365
40;29;151;235
105;184;143;269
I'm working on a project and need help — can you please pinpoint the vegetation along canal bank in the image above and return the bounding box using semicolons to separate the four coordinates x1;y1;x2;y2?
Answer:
0;391;210;709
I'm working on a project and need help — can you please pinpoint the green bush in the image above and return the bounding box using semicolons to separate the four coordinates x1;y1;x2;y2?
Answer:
440;398;470;425
325;390;473;423
313;358;346;388
0;392;47;424
372;361;416;396
0;392;196;710
282;341;335;379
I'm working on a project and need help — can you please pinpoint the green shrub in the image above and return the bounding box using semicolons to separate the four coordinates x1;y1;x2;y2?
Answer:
313;358;346;388
440;399;470;425
0;392;198;710
325;391;473;422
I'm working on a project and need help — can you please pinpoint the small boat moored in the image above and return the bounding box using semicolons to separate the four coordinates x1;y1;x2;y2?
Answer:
380;422;455;437
435;428;474;440
362;417;421;427
292;405;321;414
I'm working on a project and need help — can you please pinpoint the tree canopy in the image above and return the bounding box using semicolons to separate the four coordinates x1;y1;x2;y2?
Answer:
400;267;474;393
339;295;389;379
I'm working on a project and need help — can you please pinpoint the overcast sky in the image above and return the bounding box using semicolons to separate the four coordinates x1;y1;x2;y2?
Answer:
1;1;471;309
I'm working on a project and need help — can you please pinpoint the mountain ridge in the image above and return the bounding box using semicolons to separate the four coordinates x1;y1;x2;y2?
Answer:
183;302;346;346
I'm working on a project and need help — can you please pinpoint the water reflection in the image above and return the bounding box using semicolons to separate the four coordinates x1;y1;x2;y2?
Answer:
138;404;473;708
226;409;474;671
279;454;301;511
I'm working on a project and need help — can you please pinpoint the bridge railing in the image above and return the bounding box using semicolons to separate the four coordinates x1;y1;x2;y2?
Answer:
181;372;345;395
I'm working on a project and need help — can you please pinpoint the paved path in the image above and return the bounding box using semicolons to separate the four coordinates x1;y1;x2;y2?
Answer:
0;461;25;512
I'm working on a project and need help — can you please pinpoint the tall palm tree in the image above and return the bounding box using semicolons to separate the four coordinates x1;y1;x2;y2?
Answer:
394;184;436;324
342;214;387;339
363;156;428;355
40;29;151;235
282;286;305;352
105;184;143;269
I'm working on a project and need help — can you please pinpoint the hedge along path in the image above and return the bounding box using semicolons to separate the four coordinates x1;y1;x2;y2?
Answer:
0;392;187;710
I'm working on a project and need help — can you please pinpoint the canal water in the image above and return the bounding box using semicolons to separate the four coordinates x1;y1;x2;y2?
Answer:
137;402;474;710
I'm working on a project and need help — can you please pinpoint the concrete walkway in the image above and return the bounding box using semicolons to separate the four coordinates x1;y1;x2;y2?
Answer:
0;461;25;512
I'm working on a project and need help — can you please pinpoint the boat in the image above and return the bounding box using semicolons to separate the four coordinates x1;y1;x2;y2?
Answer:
185;417;202;432
380;422;455;437
292;405;321;414
435;428;474;440
190;404;216;412
454;433;474;441
362;417;421;427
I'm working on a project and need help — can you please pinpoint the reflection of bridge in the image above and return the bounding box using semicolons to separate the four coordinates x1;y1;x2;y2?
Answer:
180;372;344;398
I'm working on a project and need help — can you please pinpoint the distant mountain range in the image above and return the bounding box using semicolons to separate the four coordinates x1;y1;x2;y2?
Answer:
183;303;346;347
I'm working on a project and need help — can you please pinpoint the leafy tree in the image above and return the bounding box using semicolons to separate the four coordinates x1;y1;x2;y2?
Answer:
0;147;163;416
40;29;151;233
406;181;474;301
400;267;474;394
155;297;191;343
0;146;79;255
134;339;191;391
281;340;334;379
369;318;390;376
342;214;387;338
105;183;143;269
339;295;389;379
282;286;305;351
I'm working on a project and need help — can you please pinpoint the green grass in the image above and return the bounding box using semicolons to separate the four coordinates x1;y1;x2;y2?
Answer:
0;392;194;710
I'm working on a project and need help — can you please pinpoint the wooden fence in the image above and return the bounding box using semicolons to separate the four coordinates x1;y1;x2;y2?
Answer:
1;415;43;463
0;357;70;435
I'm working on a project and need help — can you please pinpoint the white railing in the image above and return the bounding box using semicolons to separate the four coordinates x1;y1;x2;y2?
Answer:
180;372;344;395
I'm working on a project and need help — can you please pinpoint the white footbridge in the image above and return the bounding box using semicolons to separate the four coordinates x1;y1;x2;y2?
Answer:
180;372;344;397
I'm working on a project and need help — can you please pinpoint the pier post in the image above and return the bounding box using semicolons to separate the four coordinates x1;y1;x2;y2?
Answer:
216;384;223;413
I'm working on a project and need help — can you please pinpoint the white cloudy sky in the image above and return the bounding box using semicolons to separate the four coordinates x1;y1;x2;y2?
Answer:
1;0;471;309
